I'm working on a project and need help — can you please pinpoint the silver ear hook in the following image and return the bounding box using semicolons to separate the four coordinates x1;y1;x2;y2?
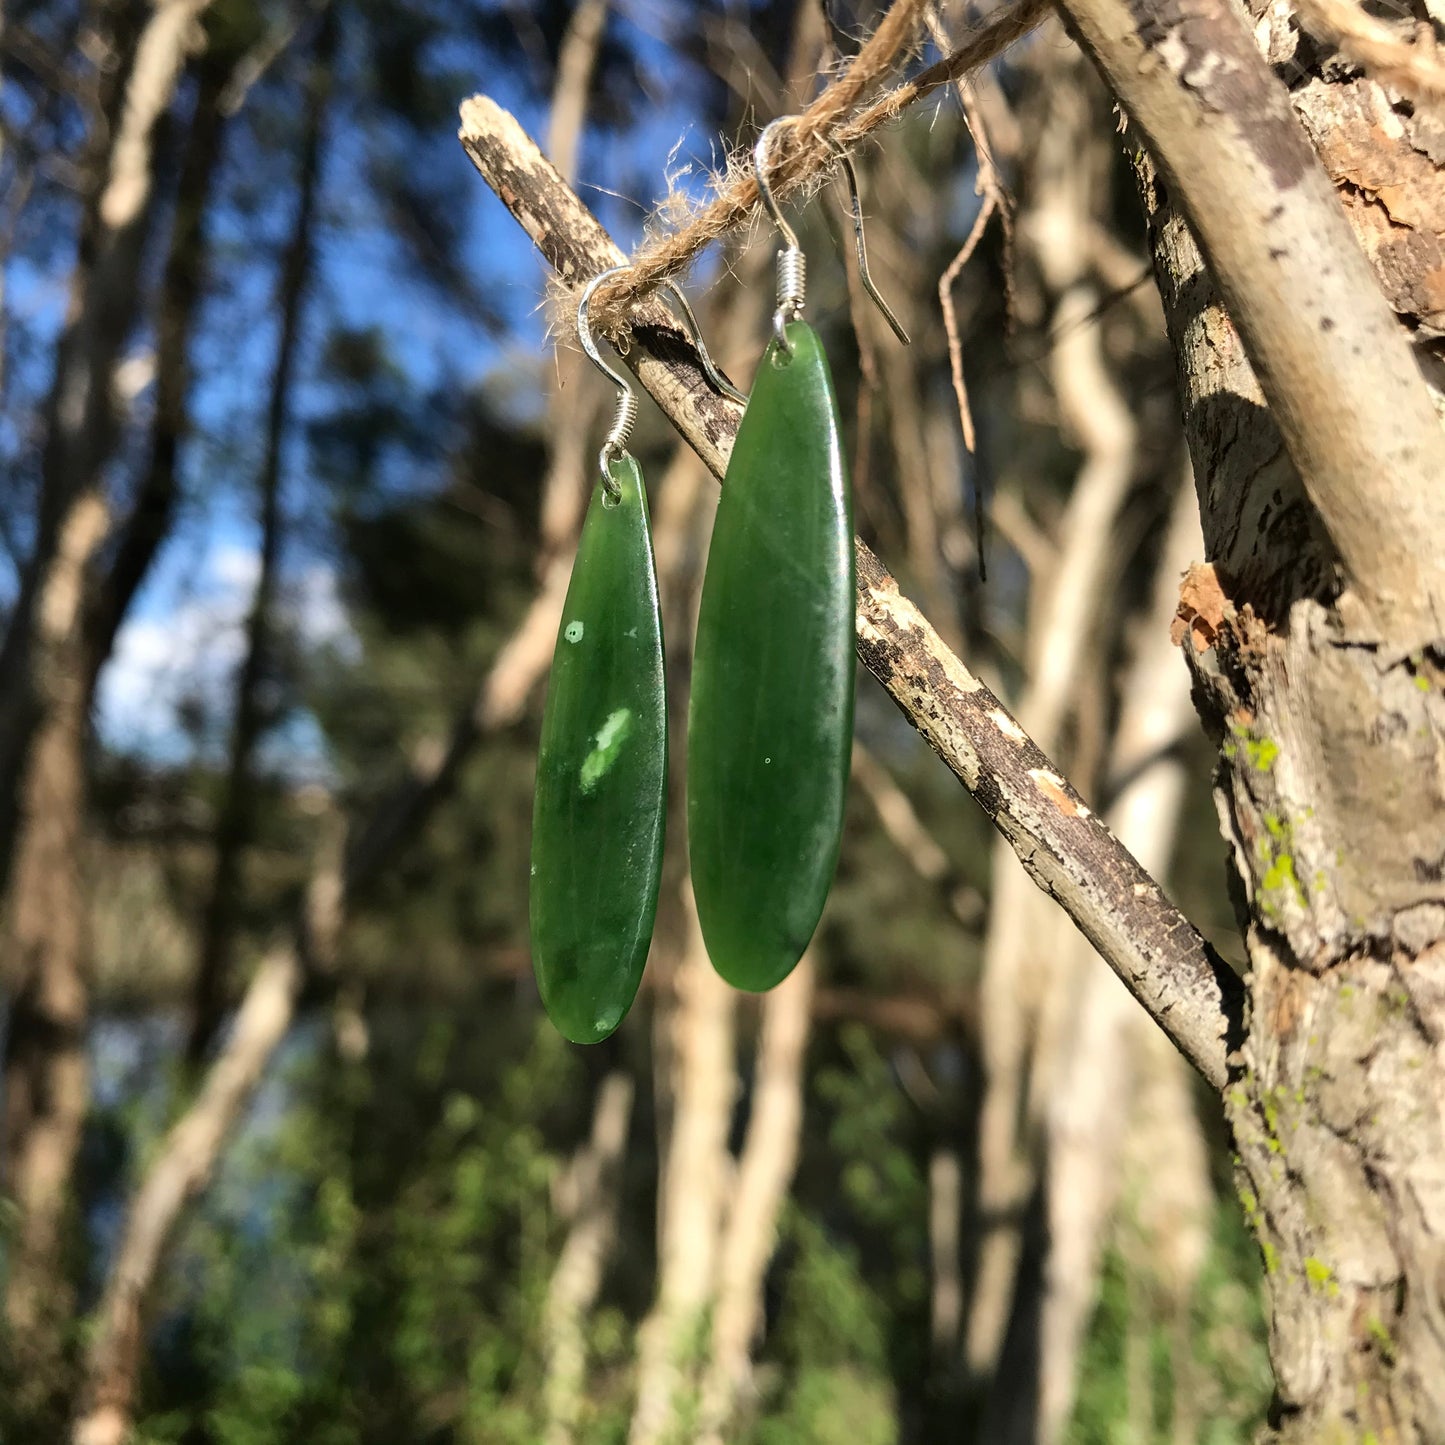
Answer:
830;144;910;346
578;266;639;502
579;266;747;499
755;119;806;355
656;280;747;406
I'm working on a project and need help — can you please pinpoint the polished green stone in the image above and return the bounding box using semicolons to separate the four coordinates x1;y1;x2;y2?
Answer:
688;320;855;991
530;456;666;1042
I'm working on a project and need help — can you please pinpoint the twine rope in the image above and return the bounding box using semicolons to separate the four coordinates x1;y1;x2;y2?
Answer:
584;0;1049;333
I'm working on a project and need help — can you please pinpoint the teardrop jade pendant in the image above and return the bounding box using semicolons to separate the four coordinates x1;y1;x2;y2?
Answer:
530;456;667;1043
688;320;855;992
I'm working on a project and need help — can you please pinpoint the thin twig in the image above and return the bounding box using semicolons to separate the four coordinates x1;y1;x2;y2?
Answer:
927;5;1016;580
929;6;1001;458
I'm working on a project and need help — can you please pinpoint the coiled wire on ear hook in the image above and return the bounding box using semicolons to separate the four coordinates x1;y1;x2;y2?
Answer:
578;265;746;500
755;120;806;354
578;268;640;503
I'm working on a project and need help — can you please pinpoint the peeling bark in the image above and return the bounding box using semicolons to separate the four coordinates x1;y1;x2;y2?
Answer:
1055;0;1445;645
1126;32;1445;1443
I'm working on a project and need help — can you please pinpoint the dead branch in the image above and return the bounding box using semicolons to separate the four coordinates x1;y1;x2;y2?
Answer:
188;6;335;1068
928;5;1011;462
458;94;1241;1092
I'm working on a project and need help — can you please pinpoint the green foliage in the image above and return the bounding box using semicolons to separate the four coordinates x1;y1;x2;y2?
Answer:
1067;1199;1272;1445
816;1027;928;1290
133;1017;579;1444
750;1214;898;1445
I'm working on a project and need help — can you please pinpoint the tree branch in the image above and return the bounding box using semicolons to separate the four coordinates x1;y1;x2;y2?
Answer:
1053;0;1445;646
458;94;1242;1090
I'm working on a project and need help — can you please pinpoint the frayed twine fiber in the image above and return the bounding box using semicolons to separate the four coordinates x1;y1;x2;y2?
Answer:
564;0;1048;338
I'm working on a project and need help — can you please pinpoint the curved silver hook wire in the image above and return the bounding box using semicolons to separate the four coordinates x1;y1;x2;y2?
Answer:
754;118;801;254
578;266;638;500
579;267;747;497
657;280;747;406
755;119;806;353
830;143;911;346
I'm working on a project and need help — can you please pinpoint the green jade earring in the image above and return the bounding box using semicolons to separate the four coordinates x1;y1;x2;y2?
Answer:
689;122;909;993
530;266;745;1043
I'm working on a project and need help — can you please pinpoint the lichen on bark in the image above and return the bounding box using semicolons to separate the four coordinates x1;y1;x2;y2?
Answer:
1128;26;1445;1430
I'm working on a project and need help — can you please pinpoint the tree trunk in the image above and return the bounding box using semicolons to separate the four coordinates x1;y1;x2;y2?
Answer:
1;514;98;1426
84;46;233;687
628;899;737;1445
71;937;314;1445
73;2;624;1411
187;3;335;1068
1;1;214;1421
542;1069;635;1445
698;954;816;1443
1036;470;1207;1445
1105;17;1445;1436
965;46;1142;1388
0;0;210;882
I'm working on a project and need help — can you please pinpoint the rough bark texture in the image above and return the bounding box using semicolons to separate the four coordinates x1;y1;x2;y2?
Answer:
1053;0;1445;647
458;95;1242;1091
1124;31;1445;1440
